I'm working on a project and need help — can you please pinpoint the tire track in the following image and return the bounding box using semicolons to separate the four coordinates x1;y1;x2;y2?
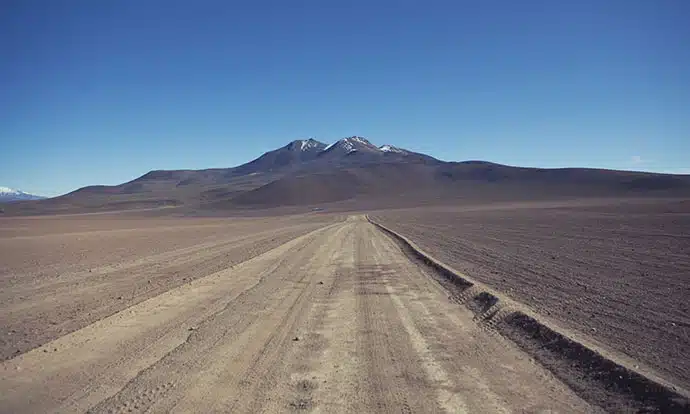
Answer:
354;224;438;414
229;223;357;413
90;223;354;414
257;221;359;413
1;223;338;414
384;283;470;414
1;222;331;363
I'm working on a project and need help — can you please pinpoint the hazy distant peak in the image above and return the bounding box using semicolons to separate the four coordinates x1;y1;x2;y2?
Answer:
0;186;46;202
0;186;19;194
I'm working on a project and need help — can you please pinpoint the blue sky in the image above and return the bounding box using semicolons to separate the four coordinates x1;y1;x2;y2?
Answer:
2;0;689;196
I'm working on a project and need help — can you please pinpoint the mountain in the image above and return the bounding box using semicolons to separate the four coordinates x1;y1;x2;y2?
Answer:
3;137;690;215
57;136;432;198
233;138;327;175
229;162;440;207
0;187;46;202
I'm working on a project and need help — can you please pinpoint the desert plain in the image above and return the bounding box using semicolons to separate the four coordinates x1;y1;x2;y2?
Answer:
1;198;689;413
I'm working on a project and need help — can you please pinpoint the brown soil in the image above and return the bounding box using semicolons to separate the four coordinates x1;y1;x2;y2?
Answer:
370;217;689;412
0;212;340;361
371;198;690;390
0;215;593;413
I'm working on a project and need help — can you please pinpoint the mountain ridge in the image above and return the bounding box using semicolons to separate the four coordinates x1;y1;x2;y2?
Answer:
2;137;690;215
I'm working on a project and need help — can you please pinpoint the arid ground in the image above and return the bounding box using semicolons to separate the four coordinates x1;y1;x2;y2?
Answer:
1;201;688;413
1;212;597;413
372;198;690;389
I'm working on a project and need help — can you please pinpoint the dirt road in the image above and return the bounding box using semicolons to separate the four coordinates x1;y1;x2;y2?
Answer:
1;216;593;413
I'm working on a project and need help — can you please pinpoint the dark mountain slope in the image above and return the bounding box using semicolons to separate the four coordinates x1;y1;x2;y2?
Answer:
436;162;690;191
227;161;690;209
4;137;690;216
230;162;439;207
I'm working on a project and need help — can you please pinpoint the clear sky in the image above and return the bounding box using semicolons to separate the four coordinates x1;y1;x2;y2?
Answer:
2;0;689;196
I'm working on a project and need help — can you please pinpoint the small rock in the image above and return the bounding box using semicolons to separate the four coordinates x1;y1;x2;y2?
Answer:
318;281;324;285
293;336;300;341
117;296;123;300
671;322;677;327
188;326;197;331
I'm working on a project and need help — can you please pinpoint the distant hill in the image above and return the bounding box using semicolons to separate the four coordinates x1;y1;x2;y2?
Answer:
0;187;46;202
3;137;690;215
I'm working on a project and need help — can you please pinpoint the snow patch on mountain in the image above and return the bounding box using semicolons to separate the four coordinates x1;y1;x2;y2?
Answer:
299;139;320;151
287;138;324;152
379;145;407;154
348;136;370;146
0;186;46;201
0;186;19;194
322;136;380;153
